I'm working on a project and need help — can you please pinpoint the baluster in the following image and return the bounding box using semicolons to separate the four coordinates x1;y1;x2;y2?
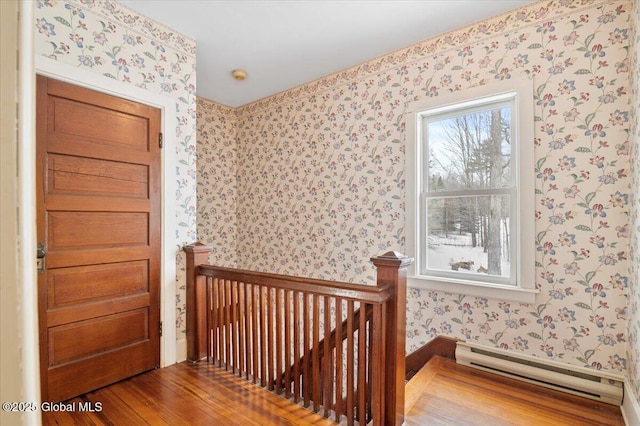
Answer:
302;293;311;407
207;277;214;363
243;282;251;380
231;280;238;373
357;302;366;424
312;294;321;413
275;288;283;394
293;290;301;402
260;285;267;387
251;284;259;384
284;289;291;396
346;300;354;426
322;296;330;417
267;287;274;391
224;279;232;370
236;281;244;375
217;279;225;368
334;298;343;423
367;312;373;422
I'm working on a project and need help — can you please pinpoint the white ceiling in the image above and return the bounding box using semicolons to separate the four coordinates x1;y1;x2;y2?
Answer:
119;0;536;108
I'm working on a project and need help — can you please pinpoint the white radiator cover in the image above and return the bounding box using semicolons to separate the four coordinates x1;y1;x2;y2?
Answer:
456;342;623;405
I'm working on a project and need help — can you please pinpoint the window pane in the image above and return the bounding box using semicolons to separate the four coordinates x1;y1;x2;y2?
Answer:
425;195;511;279
426;106;511;192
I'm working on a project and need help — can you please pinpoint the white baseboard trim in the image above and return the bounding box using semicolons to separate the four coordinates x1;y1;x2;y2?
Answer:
176;338;188;363
622;379;640;426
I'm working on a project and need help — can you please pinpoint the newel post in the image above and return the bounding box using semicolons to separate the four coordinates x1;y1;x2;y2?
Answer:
371;251;414;426
183;243;212;362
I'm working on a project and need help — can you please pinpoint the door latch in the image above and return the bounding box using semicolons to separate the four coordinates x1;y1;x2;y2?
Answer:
37;243;46;274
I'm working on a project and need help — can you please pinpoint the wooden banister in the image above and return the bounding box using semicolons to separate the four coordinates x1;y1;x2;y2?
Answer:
183;244;412;425
197;265;392;303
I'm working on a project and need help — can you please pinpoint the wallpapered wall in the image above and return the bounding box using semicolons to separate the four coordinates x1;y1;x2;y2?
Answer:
33;0;638;404
33;0;197;336
196;98;238;268
628;0;640;403
226;0;635;383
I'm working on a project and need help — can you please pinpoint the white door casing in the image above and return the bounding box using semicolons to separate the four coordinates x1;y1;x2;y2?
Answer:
34;56;179;368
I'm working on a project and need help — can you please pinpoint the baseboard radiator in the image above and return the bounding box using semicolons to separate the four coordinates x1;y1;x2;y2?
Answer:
456;342;623;405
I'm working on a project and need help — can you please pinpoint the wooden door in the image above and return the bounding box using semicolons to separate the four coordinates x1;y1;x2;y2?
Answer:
36;76;161;402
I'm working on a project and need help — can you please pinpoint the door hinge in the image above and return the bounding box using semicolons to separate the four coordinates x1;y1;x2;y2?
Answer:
159;132;163;149
159;321;163;337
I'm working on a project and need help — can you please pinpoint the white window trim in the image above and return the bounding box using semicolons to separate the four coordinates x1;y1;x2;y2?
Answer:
405;79;538;304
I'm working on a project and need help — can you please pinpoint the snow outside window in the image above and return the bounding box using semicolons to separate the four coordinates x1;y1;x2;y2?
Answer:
405;80;538;303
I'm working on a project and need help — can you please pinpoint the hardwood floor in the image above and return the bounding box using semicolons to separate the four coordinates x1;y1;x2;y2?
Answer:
405;356;624;426
42;362;334;425
43;357;625;425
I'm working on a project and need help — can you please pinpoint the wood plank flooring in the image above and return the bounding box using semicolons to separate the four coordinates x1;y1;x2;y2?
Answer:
43;356;625;425
405;356;624;426
42;361;334;425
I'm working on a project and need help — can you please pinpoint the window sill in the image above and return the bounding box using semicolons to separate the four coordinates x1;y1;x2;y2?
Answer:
408;275;539;304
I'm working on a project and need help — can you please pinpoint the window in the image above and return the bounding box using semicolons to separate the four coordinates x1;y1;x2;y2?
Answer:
405;80;537;303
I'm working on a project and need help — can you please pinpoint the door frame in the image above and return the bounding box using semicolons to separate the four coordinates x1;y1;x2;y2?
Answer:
16;3;40;421
35;56;179;368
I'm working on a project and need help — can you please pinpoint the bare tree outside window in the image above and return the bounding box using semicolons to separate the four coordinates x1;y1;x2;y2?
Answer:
422;103;513;280
407;80;536;301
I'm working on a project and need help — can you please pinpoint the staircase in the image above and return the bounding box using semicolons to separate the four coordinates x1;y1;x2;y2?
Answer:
183;245;623;425
184;244;413;425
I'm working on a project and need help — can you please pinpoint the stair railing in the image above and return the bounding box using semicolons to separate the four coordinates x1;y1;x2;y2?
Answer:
184;244;412;426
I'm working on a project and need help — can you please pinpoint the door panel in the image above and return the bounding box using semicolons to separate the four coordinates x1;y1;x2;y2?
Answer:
46;247;151;269
37;76;161;402
48;309;149;365
47;211;149;249
49;94;150;151
46;344;154;400
47;294;150;328
47;154;149;198
47;261;149;308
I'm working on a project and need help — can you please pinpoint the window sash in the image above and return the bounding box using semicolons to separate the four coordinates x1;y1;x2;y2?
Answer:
418;94;519;286
419;191;517;285
420;96;516;193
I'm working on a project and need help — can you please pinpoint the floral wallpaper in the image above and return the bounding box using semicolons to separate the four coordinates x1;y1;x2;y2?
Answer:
33;0;197;337
196;98;238;268
226;0;635;384
628;0;640;404
36;0;638;406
